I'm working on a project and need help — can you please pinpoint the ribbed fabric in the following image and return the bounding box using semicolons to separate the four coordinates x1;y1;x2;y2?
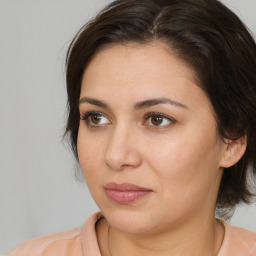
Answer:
6;212;256;256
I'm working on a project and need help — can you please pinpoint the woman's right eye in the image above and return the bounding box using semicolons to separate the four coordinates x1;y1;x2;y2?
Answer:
80;112;111;127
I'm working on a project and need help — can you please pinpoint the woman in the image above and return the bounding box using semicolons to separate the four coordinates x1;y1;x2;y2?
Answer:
7;0;256;255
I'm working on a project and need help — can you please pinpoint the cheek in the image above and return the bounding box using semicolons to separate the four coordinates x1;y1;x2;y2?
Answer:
145;128;222;197
144;140;221;222
77;127;103;182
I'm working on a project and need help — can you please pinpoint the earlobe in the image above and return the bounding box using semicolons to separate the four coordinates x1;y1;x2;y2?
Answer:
220;136;247;168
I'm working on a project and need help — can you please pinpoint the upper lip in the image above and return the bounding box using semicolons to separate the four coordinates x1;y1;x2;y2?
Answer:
105;182;152;191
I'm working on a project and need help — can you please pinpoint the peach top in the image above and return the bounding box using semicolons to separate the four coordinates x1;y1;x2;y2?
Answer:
6;212;256;256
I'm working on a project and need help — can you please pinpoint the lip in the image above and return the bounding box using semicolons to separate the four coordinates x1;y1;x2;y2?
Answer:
105;182;153;204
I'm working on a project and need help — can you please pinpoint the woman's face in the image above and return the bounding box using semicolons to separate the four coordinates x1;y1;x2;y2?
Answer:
78;42;226;234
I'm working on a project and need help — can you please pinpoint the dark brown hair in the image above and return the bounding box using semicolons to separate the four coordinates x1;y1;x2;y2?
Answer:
65;0;256;218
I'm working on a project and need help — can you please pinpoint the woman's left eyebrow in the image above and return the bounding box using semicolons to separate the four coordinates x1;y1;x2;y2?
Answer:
134;98;189;110
79;97;189;110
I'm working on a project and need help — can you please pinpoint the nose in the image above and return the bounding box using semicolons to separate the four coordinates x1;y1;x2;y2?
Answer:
103;125;142;171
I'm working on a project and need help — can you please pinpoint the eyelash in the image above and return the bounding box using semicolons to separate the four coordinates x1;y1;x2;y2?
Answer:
80;111;176;128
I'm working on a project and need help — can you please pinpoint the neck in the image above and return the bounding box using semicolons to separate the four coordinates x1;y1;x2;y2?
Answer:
106;215;224;256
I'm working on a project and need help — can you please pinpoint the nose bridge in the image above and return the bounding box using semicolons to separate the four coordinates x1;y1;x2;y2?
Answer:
104;121;141;170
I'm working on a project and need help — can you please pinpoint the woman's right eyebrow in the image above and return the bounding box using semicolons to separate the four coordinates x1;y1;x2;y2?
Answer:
79;97;110;109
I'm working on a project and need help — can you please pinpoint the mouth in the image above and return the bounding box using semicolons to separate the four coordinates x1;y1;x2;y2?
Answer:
105;182;153;204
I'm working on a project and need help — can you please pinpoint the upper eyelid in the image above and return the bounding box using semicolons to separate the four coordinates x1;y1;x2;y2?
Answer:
144;112;176;122
80;111;173;119
80;111;111;120
80;110;176;125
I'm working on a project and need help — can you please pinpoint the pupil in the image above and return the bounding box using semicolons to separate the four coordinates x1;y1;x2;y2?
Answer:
152;116;163;126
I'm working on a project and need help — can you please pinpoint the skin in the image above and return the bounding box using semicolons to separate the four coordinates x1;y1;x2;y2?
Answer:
77;42;246;256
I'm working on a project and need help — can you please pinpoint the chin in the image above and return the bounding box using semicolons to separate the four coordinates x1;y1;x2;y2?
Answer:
100;206;160;234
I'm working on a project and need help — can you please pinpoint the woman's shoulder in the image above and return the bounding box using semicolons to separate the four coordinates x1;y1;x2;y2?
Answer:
6;228;82;256
6;212;103;256
218;220;256;256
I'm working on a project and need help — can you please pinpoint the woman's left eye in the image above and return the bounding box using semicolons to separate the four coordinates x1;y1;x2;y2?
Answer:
144;113;174;127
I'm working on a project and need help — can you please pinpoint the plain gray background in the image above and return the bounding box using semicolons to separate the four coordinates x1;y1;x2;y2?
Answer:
0;0;256;254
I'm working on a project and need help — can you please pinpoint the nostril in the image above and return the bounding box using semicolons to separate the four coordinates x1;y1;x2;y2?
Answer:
103;152;125;171
104;148;142;171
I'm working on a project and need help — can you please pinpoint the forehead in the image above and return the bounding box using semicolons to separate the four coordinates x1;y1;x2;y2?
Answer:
82;41;196;86
83;42;191;85
80;42;212;113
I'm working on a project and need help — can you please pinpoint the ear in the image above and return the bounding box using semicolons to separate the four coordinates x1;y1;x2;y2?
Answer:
220;136;247;168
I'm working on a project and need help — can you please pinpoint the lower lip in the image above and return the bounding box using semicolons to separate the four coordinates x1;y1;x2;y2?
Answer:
105;189;152;204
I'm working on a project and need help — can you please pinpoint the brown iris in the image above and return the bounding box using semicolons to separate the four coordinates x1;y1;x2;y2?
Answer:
91;114;102;124
151;115;163;126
